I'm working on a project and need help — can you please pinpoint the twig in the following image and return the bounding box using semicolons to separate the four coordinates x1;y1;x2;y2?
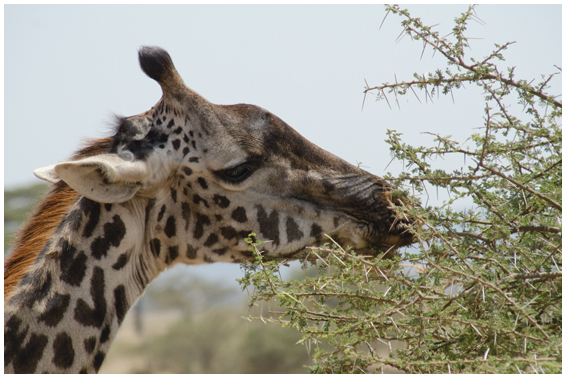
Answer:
475;160;562;211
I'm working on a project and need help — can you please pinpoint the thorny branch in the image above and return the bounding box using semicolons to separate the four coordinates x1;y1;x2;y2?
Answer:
367;5;562;109
239;5;561;374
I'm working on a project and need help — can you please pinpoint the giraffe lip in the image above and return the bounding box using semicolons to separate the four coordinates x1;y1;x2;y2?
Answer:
370;225;415;248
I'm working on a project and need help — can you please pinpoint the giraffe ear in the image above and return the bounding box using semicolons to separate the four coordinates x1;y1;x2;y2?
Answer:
35;154;150;203
34;164;62;184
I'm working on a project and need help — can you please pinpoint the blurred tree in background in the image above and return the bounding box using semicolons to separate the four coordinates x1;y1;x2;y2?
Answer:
101;276;315;374
4;183;49;252
239;5;561;374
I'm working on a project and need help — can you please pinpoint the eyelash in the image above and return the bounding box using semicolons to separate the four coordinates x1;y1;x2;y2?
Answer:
219;156;263;183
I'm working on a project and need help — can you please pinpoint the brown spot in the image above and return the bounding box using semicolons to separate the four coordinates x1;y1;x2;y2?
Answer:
213;194;230;208
157;205;166;222
73;267;107;328
186;244;197;259
212;247;227;255
93;351;106;372
164;216;177;238
114;285;128;325
193;194;209;208
286;216;304;243
197;177;208;189
256;205;280;245
52;332;74;369
90;215;127;260
204;233;219;247
193;213;211;240
220;226;237;240
112;252;129;270
181;202;191;231
165;246;179;264
310;223;323;237
182;166;193;176
84;337;96;354
231;206;248;223
37;293;71;327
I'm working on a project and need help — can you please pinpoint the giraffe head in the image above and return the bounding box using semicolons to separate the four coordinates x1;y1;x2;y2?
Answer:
34;46;413;264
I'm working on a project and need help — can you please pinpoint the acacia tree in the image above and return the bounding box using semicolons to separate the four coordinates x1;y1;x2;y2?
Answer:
239;5;561;373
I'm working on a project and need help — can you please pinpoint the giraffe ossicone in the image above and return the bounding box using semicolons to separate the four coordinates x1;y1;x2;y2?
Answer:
4;46;414;373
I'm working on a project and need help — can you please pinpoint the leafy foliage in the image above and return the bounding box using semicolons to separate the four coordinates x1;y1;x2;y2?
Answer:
239;5;561;374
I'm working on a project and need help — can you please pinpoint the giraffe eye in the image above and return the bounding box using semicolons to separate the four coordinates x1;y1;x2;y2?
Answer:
218;157;263;183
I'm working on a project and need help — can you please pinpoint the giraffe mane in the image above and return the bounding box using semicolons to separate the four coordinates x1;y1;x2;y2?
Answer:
4;137;114;299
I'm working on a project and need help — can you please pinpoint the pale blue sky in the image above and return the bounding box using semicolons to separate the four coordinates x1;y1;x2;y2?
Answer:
4;5;562;282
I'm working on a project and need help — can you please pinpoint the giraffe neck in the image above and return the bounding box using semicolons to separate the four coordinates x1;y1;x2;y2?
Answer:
4;196;162;373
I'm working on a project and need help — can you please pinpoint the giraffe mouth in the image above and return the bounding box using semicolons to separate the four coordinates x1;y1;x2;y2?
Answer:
367;217;415;249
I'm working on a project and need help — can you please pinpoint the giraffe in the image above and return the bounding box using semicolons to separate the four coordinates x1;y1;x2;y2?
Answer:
4;46;414;373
